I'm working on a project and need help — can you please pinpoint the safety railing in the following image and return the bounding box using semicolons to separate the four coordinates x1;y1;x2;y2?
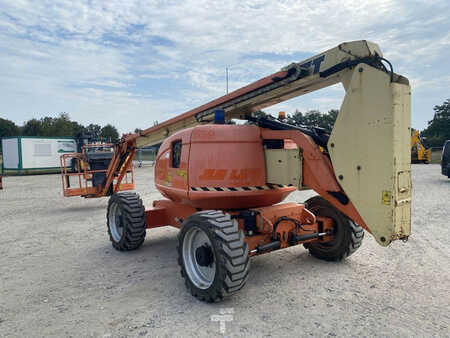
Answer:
60;153;135;197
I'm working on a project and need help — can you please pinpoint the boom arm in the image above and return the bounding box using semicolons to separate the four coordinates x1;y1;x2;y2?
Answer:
103;40;411;246
133;40;397;147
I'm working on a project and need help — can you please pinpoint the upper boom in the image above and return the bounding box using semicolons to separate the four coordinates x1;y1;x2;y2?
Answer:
132;40;398;147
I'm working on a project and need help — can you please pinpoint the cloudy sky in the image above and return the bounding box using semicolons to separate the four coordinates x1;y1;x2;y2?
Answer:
0;0;449;133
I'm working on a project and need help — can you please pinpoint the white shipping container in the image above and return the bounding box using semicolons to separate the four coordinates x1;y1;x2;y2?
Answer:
2;138;19;169
1;137;76;173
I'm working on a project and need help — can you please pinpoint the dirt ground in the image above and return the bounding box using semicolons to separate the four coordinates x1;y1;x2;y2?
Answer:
0;164;449;337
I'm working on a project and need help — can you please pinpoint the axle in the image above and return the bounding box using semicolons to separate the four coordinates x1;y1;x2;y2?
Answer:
249;230;332;255
145;199;335;257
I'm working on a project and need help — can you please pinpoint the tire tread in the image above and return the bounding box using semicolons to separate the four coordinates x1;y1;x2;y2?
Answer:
305;196;364;262
178;210;250;302
107;192;146;251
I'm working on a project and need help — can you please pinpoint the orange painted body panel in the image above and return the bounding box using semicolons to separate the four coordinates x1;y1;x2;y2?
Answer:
188;188;296;210
254;203;314;249
283;139;298;149
155;130;191;204
260;129;367;231
152;124;367;232
254;203;315;226
189;125;265;187
155;125;296;209
63;183;134;197
146;199;197;229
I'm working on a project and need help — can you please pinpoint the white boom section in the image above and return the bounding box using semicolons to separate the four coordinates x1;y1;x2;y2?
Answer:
329;64;411;245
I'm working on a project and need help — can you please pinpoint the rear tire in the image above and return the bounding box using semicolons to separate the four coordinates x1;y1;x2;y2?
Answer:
178;210;250;302
304;196;364;261
107;192;146;251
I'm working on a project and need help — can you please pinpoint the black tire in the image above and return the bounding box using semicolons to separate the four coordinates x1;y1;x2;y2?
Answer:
304;196;364;261
178;210;250;302
107;192;146;251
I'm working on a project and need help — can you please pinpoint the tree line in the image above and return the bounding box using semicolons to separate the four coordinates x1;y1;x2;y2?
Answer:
286;109;338;131
1;99;449;147
253;99;450;148
250;109;338;131
421;99;450;147
0;113;120;142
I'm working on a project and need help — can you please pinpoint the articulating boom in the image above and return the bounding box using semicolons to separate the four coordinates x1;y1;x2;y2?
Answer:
94;40;411;246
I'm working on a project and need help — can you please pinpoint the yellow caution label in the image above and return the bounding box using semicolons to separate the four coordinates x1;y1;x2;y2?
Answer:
177;169;187;180
165;172;172;187
382;190;391;205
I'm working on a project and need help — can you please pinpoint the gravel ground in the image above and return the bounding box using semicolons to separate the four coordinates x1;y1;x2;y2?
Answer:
0;164;449;337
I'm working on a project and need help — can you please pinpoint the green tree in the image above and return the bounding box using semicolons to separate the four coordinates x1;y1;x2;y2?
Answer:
287;109;338;131
52;113;76;137
320;109;339;131
422;99;450;147
0;118;20;138
85;124;102;139
252;110;269;119
6;113;122;142
70;120;86;136
245;110;269;125
22;118;44;136
101;124;120;142
22;113;84;137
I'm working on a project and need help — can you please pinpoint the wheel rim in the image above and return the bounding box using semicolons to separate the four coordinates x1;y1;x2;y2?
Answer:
109;202;124;242
183;227;216;289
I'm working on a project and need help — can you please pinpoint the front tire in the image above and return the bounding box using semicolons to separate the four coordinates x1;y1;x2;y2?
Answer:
107;192;146;251
304;196;364;261
178;210;250;302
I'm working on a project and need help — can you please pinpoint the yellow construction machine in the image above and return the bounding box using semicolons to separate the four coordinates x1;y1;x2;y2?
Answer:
411;129;431;163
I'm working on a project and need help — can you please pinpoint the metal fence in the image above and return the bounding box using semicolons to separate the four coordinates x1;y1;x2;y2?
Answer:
134;148;157;167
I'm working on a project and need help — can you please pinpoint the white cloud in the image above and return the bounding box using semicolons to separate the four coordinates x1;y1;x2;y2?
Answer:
0;0;449;132
82;80;129;88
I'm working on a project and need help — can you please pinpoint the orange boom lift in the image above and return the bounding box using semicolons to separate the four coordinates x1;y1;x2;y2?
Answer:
64;40;412;302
